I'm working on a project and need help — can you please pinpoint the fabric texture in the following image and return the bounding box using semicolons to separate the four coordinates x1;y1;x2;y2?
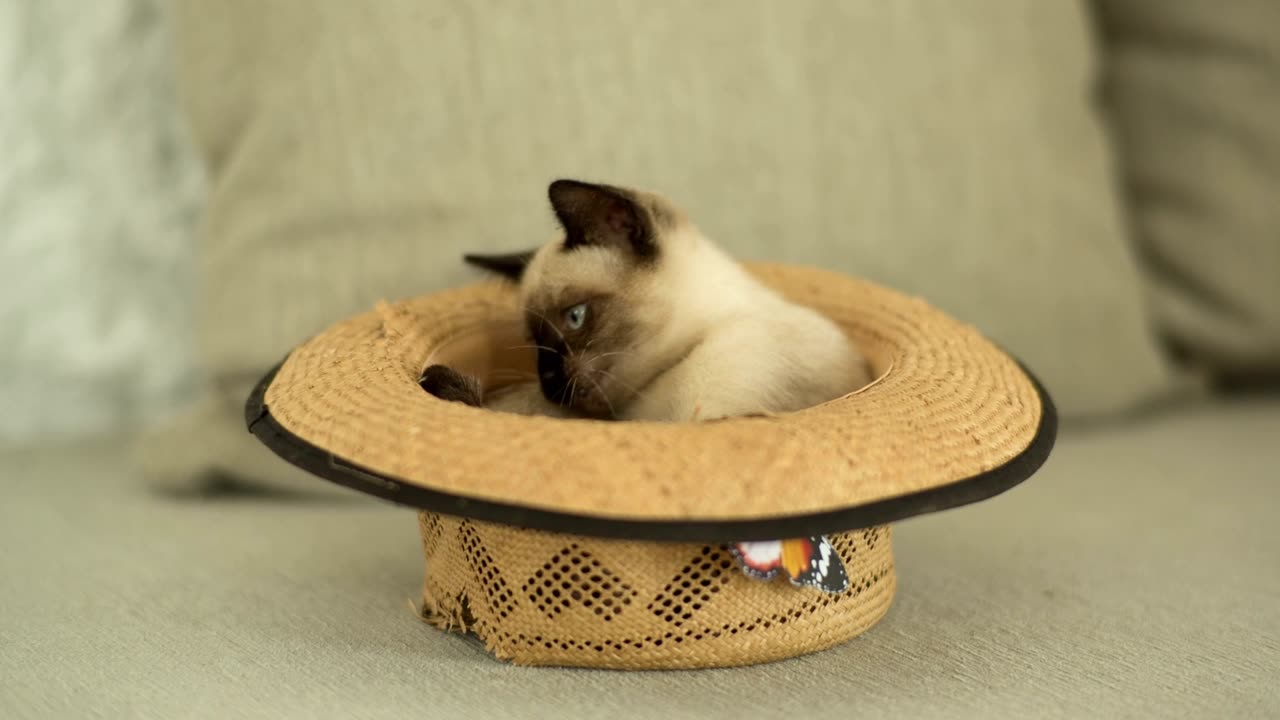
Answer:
140;0;1181;491
7;400;1279;717
1097;0;1280;378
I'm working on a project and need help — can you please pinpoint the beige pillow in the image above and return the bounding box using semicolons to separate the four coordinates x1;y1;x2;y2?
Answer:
1098;0;1280;379
141;0;1177;492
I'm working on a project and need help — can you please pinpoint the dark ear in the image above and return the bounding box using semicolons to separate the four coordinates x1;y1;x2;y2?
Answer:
463;249;537;282
548;179;657;259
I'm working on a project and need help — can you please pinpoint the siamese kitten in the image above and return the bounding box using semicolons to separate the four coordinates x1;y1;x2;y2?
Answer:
419;179;871;422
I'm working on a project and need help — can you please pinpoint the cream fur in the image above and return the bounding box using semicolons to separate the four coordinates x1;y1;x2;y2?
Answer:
487;185;870;422
618;225;870;421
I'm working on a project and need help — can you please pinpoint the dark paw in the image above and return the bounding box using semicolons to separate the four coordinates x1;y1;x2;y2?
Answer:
419;365;483;407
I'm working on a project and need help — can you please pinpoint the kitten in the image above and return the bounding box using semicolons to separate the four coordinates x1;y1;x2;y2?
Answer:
420;179;871;422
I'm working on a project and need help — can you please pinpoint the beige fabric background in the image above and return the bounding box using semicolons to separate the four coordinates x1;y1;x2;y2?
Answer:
1099;0;1280;379
143;0;1178;488
12;399;1280;716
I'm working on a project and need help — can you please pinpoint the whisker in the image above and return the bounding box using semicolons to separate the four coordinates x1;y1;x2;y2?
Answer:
505;343;557;354
560;376;576;409
585;375;617;420
594;368;645;401
487;370;538;381
524;308;566;343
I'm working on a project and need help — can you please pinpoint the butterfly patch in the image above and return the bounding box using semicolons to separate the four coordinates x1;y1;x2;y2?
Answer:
729;536;849;594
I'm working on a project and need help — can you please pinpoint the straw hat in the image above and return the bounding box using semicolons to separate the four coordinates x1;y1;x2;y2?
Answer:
246;262;1056;668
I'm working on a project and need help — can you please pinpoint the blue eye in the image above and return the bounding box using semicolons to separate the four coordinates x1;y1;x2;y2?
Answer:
565;302;588;330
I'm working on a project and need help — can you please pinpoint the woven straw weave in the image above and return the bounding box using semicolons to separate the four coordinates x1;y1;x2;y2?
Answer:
418;512;895;669
262;263;1042;523
258;262;1044;668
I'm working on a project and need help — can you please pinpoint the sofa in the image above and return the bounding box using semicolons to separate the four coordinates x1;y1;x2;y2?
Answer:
3;1;1277;717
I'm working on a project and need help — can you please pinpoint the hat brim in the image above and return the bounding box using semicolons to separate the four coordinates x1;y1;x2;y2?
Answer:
245;263;1057;542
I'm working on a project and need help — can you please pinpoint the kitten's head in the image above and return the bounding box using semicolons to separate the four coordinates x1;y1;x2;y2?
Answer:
465;179;689;418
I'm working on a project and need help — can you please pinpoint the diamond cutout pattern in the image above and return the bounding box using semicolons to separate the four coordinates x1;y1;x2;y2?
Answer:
520;544;637;621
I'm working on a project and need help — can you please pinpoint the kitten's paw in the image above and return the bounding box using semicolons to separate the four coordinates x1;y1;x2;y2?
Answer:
419;365;483;407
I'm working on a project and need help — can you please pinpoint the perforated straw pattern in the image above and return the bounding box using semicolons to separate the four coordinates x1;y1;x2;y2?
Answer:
418;513;895;669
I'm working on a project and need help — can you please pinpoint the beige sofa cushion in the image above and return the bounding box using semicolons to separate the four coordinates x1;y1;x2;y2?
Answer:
17;401;1280;716
142;0;1177;490
1098;0;1280;379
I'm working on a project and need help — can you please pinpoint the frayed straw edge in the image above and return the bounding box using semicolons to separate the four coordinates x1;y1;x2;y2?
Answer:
410;592;470;634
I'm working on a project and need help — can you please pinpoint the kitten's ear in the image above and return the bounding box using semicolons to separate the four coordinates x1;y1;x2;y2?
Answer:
548;179;658;259
463;249;537;282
